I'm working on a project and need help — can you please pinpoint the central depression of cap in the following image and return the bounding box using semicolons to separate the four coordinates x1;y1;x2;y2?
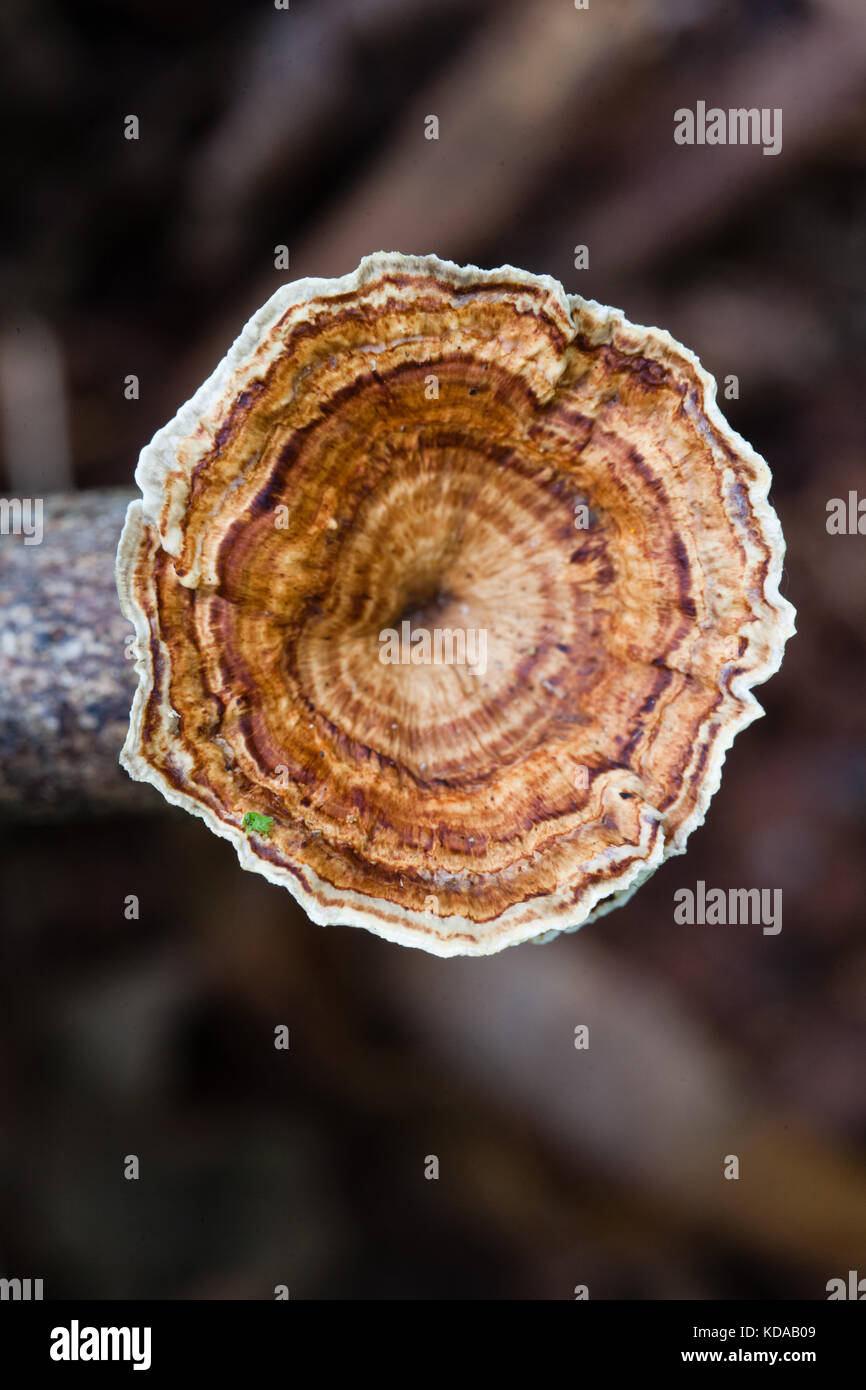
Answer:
117;253;794;954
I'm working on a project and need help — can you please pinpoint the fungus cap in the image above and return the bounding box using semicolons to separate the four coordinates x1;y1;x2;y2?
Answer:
117;252;795;956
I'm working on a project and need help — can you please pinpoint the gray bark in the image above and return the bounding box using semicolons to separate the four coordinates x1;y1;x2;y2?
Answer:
0;488;160;819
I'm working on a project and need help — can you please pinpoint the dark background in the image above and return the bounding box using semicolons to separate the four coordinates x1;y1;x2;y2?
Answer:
1;0;865;1299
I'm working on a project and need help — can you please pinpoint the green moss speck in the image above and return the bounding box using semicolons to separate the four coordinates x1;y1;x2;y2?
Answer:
243;811;274;836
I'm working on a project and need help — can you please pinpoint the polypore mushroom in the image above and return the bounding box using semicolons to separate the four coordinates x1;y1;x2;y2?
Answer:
116;252;795;956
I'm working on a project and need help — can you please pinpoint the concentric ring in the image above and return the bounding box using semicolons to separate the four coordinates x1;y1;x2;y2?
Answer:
116;253;795;955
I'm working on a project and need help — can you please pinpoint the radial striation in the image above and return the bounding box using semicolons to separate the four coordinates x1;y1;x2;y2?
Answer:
116;253;795;955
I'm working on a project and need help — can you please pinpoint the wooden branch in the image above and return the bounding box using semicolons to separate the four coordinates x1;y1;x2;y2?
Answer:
0;488;160;818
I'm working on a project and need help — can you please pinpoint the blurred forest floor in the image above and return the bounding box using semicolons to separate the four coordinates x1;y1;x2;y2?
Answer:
0;0;865;1298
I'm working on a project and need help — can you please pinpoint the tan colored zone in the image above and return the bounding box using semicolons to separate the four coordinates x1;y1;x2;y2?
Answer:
116;253;795;956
